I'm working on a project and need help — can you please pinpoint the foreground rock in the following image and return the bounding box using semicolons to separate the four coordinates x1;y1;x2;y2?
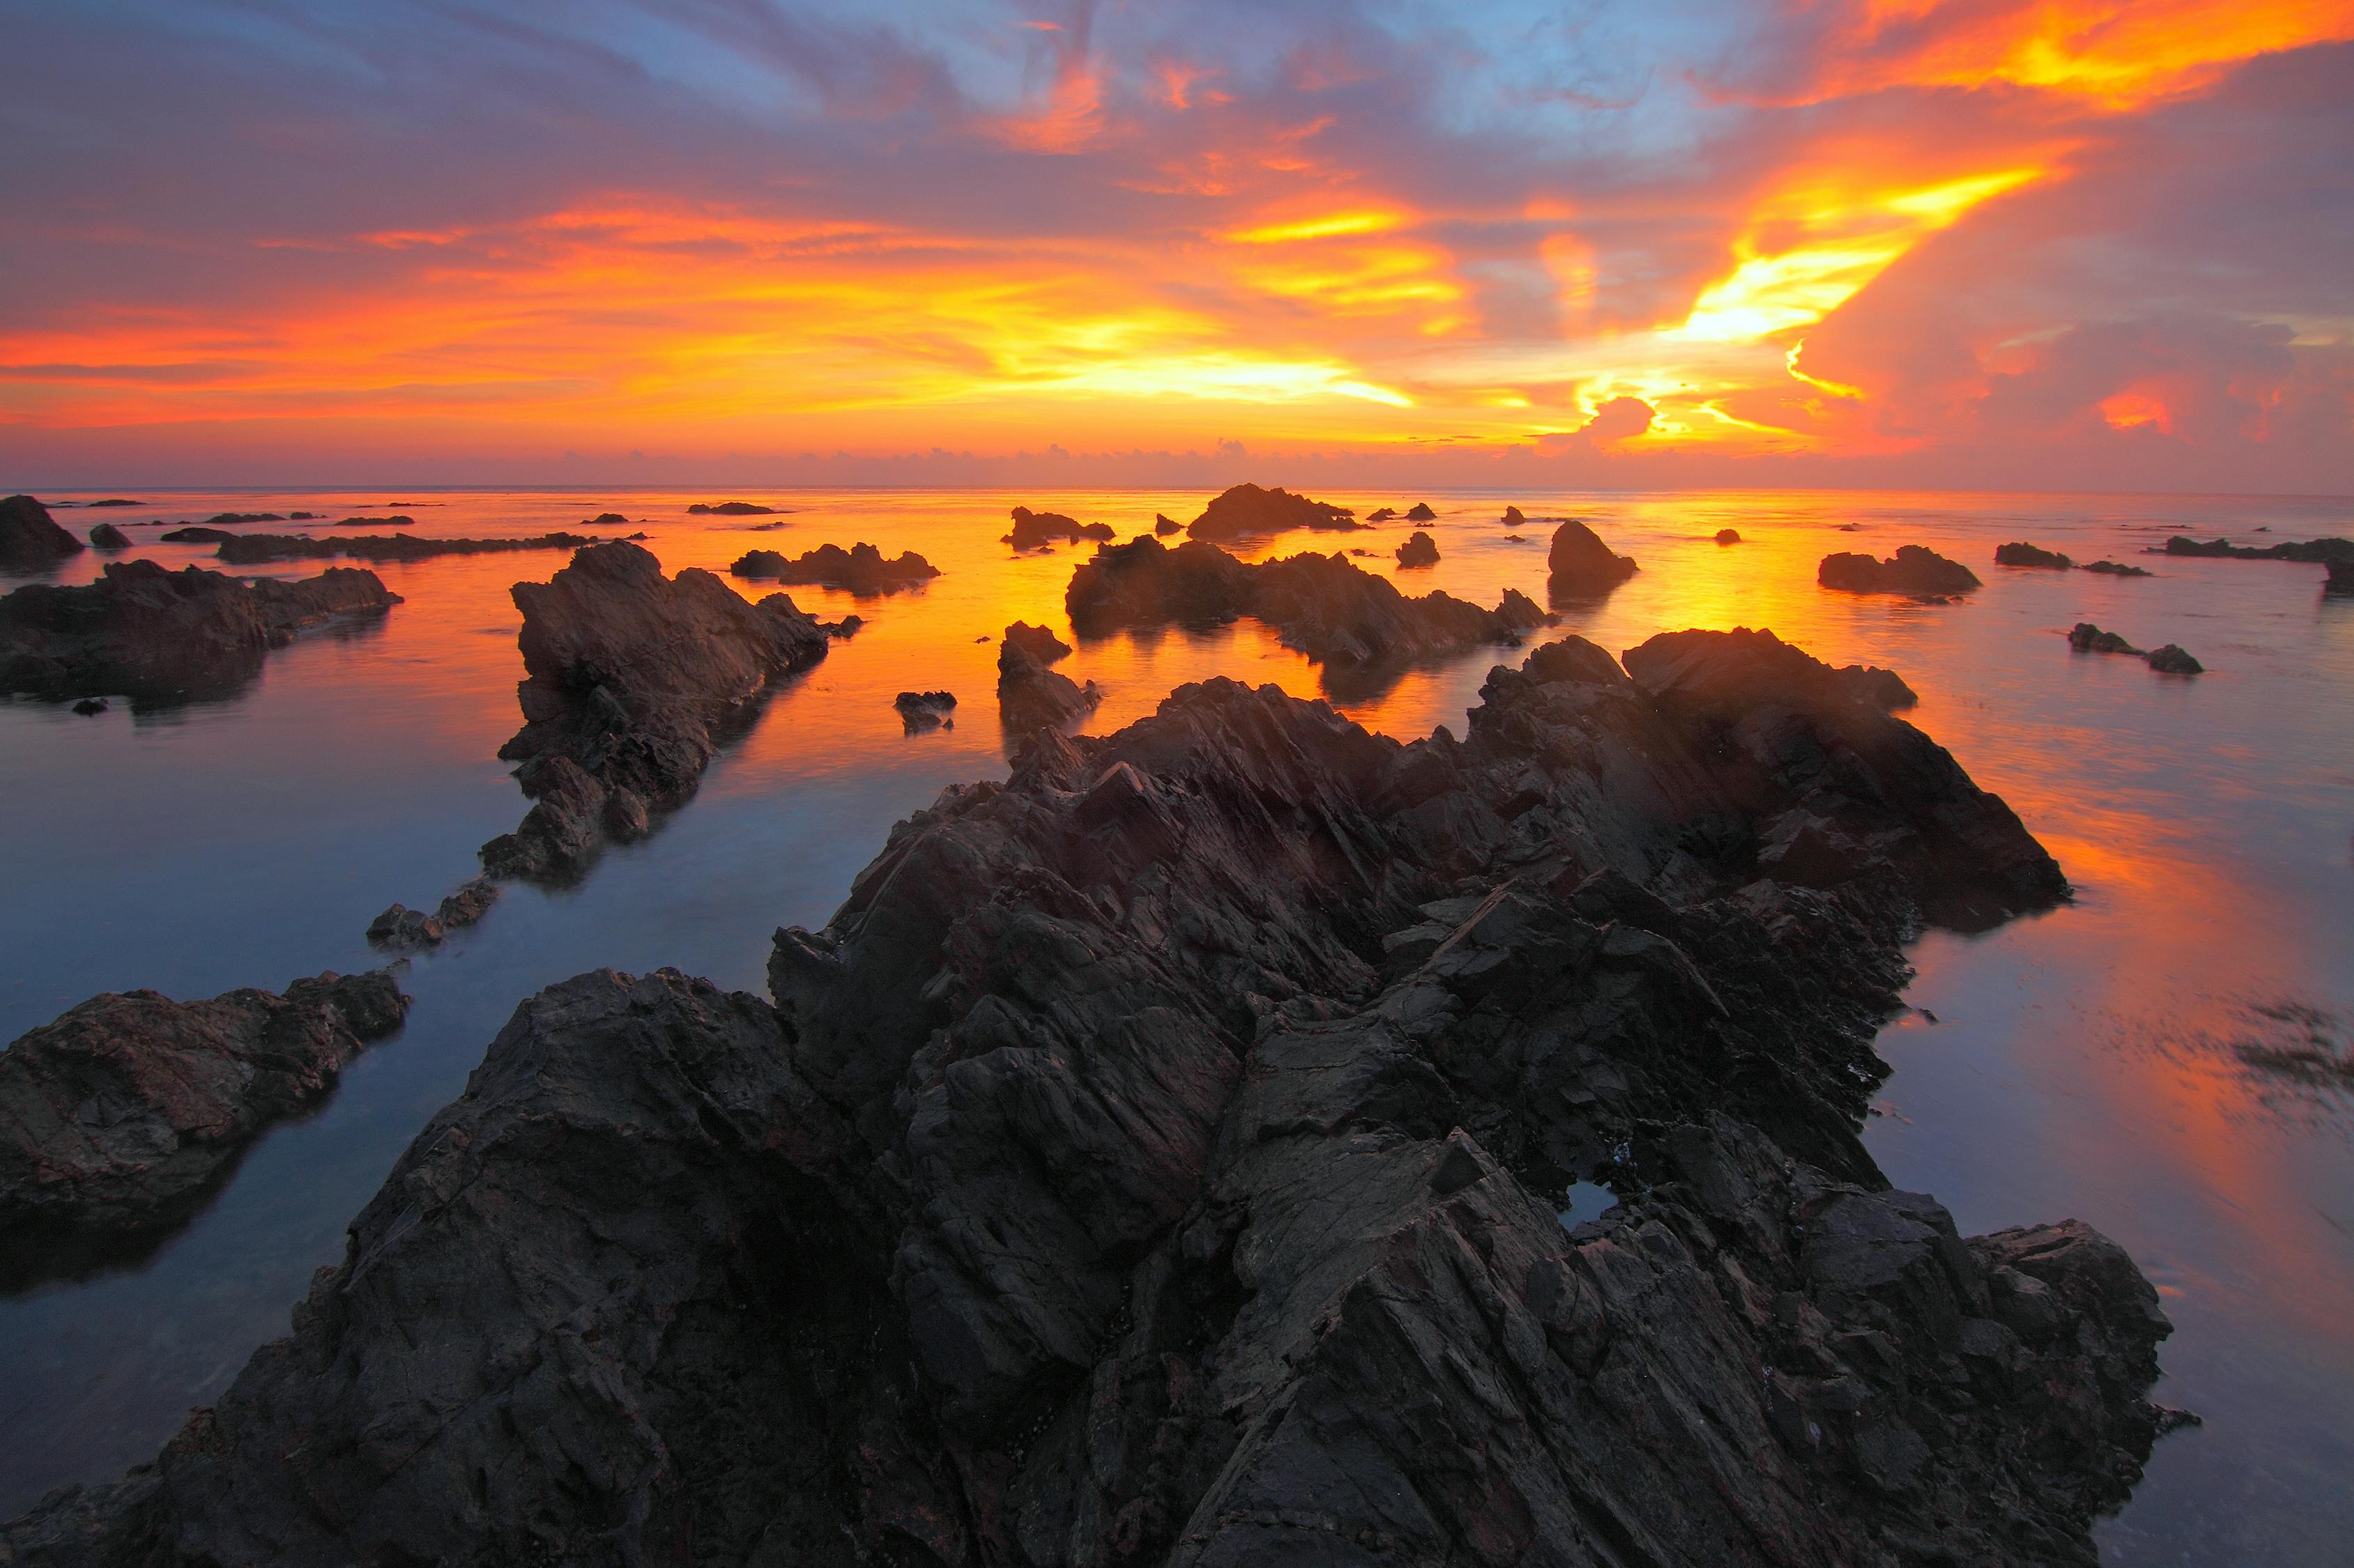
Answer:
480;542;830;880
367;878;500;951
0;560;400;703
217;530;600;565
1067;534;1547;677
2159;534;2354;564
1819;546;1982;597
732;541;940;596
86;523;132;551
0;973;408;1260
0;495;85;571
1004;507;1113;551
6;629;2180;1567
997;629;1101;732
1547;517;1640;598
1186;482;1360;540
1395;528;1439;567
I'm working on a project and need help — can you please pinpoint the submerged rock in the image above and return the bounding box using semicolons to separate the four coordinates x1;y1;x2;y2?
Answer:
6;631;2173;1568
732;541;940;596
0;973;409;1258
1995;541;2073;569
1715;528;1742;544
2081;560;2153;576
896;690;959;731
479;541;830;881
1187;482;1360;540
1395;528;1439;568
367;878;501;951
217;531;597;565
997;630;1101;734
2146;644;2204;675
2068;622;2141;654
2160;535;2353;563
1546;517;1640;599
0;560;400;703
687;500;779;515
1819;546;1982;596
1004;507;1114;551
0;495;85;571
157;527;236;544
86;523;132;551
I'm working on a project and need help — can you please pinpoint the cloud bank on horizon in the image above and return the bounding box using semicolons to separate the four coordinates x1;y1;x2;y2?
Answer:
1;0;2350;490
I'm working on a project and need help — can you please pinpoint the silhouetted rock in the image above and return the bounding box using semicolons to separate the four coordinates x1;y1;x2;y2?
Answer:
1546;518;1640;598
82;499;140;508
0;495;84;571
1996;541;2073;569
480;542;829;881
328;515;416;528
1502;505;1525;526
1396;529;1439;568
2081;560;2152;576
1004;507;1114;551
1406;500;1437;521
1838;663;1920;709
4;633;2173;1568
687;501;779;515
158;527;236;544
583;512;629;526
896;691;958;731
2146;644;2203;675
0;560;400;703
287;512;317;521
2328;559;2353;592
217;531;597;565
70;697;107;715
1067;535;1550;674
1366;507;1398;522
2068;622;2141;655
2160;535;2354;562
1715;528;1742;544
1003;620;1071;663
1153;512;1181;536
198;512;282;526
86;523;132;551
733;541;940;596
1819;546;1981;596
997;632;1101;734
1187;482;1360;540
367;878;500;951
0;972;408;1255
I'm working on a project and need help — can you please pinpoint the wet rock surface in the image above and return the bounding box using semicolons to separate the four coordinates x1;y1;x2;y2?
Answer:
0;496;86;572
479;542;830;882
0;560;401;704
216;531;599;565
367;878;501;951
1004;507;1114;551
3;629;2174;1568
997;630;1101;733
2145;644;2203;675
1186;482;1361;540
0;972;409;1270
732;541;940;596
1395;529;1439;568
1819;546;1982;597
1546;518;1640;599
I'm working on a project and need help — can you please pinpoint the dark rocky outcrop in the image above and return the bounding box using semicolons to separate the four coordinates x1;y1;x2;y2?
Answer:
479;542;830;881
1154;513;1181;536
82;500;142;508
583;512;629;527
1837;663;1920;709
327;515;415;528
1819;546;1982;596
896;691;959;731
197;513;282;526
5;631;2173;1568
1187;482;1360;540
2146;645;2203;675
1067;535;1549;679
1546;518;1640;599
2328;559;2353;592
0;560;400;703
1501;505;1525;526
0;972;408;1264
1003;620;1071;663
1004;507;1114;551
1715;528;1742;544
2159;535;2354;563
687;501;779;515
71;697;107;716
732;542;940;597
0;495;85;571
217;531;597;565
1406;500;1437;521
1366;507;1398;522
86;523;132;552
367;878;501;951
2068;622;2141;654
1396;529;1439;568
2081;560;2152;576
158;527;236;544
998;631;1101;734
1996;541;2073;569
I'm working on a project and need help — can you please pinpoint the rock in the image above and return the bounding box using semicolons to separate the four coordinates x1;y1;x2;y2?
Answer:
1502;505;1526;526
70;697;108;715
478;542;829;881
1003;620;1071;663
1715;528;1742;544
82;499;142;508
1154;512;1181;536
217;531;597;565
1818;546;1982;596
2145;644;2203;675
1401;500;1435;521
197;512;282;526
1004;507;1114;551
158;527;236;544
0;560;401;703
2081;560;2152;576
86;523;132;551
1366;507;1398;522
824;615;864;638
1395;529;1439;568
0;973;409;1260
2160;535;2354;563
367;879;500;949
1837;663;1919;709
583;512;629;526
287;511;317;520
1187;482;1360;540
1995;541;2072;569
998;633;1101;735
896;690;959;731
1546;518;1640;599
10;633;2172;1568
2328;559;2354;593
0;495;85;571
1066;535;1550;677
732;541;940;596
2068;622;2141;655
687;501;779;515
326;515;416;528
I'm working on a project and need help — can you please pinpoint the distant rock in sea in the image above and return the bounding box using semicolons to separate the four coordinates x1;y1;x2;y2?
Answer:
894;690;958;731
2069;622;2141;654
1819;546;1981;597
1715;528;1741;544
1405;500;1437;521
217;531;599;565
2146;644;2203;675
1395;529;1439;568
87;523;132;551
1995;541;2073;569
687;501;779;515
1187;482;1361;541
2159;535;2353;564
1003;506;1114;551
731;541;940;596
1545;518;1640;599
2081;560;2153;576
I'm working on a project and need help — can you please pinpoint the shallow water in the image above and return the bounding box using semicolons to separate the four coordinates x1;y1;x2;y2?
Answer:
2;485;2348;1560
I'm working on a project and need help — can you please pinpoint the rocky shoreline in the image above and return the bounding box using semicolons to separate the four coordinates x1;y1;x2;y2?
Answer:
0;625;2182;1567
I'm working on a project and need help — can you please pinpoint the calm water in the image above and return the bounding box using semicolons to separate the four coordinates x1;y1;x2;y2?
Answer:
2;486;2348;1562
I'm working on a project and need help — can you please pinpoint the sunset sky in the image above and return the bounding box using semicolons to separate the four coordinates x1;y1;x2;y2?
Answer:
3;0;2351;490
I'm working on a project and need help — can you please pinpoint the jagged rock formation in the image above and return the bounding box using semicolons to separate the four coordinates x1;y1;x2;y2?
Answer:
1395;530;1439;568
1546;518;1640;599
0;972;408;1263
1154;513;1181;537
0;560;401;703
1996;541;2073;569
2159;534;2353;562
0;495;85;571
1187;482;1360;541
1819;546;1982;596
2069;622;2141;654
367;879;500;951
1066;535;1548;677
1406;500;1437;521
1004;620;1072;663
86;523;132;552
731;542;940;596
897;691;959;731
1004;507;1114;551
479;542;830;880
688;500;779;515
998;631;1101;733
1366;507;1398;522
2081;560;2151;576
217;531;599;565
3;629;2177;1568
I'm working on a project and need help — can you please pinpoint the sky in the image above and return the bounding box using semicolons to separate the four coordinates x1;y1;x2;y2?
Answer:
2;0;2351;491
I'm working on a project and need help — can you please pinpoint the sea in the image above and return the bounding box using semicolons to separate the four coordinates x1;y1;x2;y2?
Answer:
2;486;2348;1562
